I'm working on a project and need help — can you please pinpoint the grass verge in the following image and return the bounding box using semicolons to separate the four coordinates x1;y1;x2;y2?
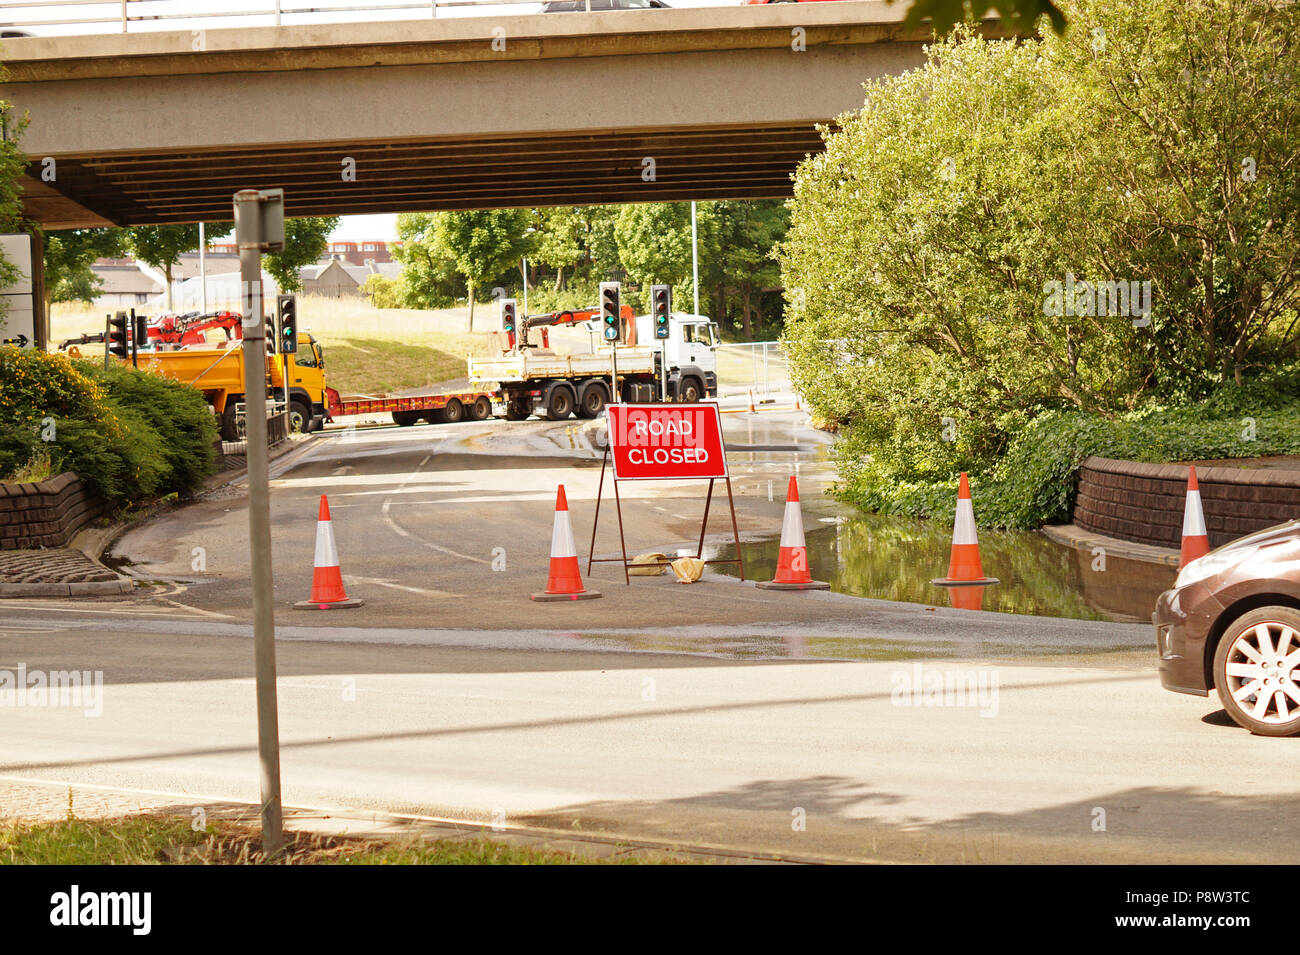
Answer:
0;814;675;865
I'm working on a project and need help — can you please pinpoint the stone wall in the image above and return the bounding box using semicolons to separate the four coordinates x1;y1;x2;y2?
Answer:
0;472;109;549
1073;456;1300;549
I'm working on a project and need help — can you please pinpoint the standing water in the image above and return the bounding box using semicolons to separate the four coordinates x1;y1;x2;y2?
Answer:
711;511;1175;622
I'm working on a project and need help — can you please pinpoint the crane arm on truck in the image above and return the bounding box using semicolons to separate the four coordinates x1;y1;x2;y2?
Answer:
518;304;637;349
149;310;244;347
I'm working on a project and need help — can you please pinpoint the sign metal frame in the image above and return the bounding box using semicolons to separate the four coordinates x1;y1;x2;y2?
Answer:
588;402;744;584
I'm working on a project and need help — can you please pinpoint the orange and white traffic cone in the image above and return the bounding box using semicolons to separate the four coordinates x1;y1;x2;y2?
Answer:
931;473;999;588
1180;466;1211;568
756;476;830;591
295;494;363;610
531;484;602;601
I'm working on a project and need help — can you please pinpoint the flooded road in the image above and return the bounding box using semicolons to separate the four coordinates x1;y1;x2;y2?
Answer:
711;511;1176;623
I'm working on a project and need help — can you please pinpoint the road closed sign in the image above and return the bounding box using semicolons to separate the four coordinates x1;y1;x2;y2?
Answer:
607;403;728;481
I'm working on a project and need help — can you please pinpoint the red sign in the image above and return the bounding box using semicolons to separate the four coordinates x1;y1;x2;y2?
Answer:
606;403;728;481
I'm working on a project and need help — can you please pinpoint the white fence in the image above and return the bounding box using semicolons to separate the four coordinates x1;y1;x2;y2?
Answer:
3;0;670;36
714;341;792;400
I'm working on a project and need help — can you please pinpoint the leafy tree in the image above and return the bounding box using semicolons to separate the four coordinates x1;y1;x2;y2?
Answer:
701;199;789;338
781;0;1300;501
264;216;340;294
532;207;585;291
43;229;126;308
899;0;1066;35
1048;0;1300;390
614;202;717;312
0;103;28;301
431;210;534;330
392;213;466;310
128;222;230;310
360;273;405;309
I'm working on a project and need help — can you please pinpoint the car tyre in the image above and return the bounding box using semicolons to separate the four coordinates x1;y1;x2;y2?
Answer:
1213;606;1300;737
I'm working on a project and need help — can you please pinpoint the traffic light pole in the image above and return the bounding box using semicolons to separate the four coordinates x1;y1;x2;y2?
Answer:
611;344;619;409
234;188;284;856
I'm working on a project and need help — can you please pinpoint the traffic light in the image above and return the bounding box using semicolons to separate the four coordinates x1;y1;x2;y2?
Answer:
277;294;297;354
107;311;129;359
599;282;621;343
499;298;517;335
651;284;671;340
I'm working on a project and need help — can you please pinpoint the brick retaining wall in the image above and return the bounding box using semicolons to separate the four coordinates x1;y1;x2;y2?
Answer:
1073;456;1300;549
0;472;109;550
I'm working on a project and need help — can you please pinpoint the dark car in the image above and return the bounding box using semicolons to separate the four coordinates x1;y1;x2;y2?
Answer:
542;0;669;10
1155;520;1300;736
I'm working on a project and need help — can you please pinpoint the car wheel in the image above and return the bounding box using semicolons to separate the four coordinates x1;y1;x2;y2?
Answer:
1213;606;1300;737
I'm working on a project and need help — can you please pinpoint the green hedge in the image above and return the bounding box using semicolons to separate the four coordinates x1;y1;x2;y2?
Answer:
0;346;217;509
836;368;1300;530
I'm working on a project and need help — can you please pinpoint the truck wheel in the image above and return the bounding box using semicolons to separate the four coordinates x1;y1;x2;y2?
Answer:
576;382;608;419
443;399;464;424
544;384;575;421
678;378;702;404
468;396;492;421
289;399;312;434
220;398;243;441
392;410;420;427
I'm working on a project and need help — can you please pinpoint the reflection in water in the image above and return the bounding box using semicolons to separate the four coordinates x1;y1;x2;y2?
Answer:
943;584;986;612
712;512;1175;622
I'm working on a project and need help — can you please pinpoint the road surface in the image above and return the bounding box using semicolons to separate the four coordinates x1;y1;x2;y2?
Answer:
3;410;1281;864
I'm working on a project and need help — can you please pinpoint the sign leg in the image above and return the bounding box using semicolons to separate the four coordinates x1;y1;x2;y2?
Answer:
588;445;608;575
612;475;630;585
697;478;714;559
725;476;744;582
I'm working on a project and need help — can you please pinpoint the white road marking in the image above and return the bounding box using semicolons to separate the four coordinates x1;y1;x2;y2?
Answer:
344;575;460;599
378;438;491;565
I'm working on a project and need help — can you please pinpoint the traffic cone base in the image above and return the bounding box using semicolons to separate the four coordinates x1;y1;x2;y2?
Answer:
295;494;363;611
530;589;602;602
295;597;365;610
532;484;602;601
759;477;831;591
756;579;831;591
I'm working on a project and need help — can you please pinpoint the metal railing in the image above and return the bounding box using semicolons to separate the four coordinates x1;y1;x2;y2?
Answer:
714;341;792;400
4;0;623;36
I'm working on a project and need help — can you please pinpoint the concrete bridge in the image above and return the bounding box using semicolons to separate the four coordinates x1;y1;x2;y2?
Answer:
1;3;1005;228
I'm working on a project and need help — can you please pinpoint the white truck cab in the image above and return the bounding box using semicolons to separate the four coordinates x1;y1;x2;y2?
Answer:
633;311;721;402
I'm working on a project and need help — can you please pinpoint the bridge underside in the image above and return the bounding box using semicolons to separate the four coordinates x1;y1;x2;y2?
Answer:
33;124;824;226
2;5;1011;227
